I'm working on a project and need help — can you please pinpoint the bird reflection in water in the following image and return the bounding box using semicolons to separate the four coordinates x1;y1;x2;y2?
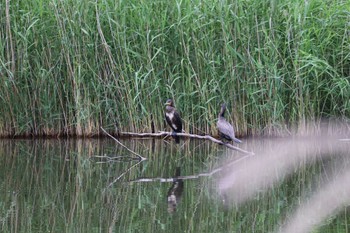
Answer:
167;167;184;213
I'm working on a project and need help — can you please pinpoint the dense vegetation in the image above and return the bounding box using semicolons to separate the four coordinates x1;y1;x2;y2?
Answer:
1;0;349;137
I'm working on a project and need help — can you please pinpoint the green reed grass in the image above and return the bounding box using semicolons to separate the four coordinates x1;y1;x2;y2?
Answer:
0;0;349;137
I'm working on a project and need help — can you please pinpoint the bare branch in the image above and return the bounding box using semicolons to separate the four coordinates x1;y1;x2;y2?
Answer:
130;154;253;183
90;155;139;163
338;139;350;142
121;131;254;155
106;160;144;189
100;127;147;161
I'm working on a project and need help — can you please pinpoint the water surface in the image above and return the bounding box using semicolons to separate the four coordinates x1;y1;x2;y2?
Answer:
0;137;349;232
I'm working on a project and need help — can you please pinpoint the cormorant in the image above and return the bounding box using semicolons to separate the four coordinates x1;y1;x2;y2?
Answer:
165;99;182;143
167;167;184;213
217;103;242;144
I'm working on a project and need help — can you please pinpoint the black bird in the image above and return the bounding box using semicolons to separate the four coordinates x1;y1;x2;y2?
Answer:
167;167;184;213
217;103;242;144
165;99;183;143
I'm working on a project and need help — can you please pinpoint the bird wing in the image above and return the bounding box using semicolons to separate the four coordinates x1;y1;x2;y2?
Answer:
165;110;182;132
172;111;182;132
217;119;236;139
165;113;174;130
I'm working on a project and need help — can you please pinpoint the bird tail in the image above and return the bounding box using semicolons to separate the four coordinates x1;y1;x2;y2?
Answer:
174;167;181;177
233;138;242;144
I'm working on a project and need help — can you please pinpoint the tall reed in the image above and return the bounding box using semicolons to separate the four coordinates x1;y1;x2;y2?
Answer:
0;0;349;137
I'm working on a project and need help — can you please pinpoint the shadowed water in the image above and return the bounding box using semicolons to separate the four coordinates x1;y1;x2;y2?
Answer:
0;137;349;232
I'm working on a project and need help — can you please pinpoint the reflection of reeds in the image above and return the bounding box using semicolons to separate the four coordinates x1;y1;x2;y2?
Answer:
0;192;18;227
1;136;350;231
1;1;349;137
217;131;350;233
281;169;350;233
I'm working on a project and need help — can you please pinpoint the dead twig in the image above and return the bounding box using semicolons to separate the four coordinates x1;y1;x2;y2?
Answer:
90;155;139;163
99;127;147;189
121;131;254;155
100;127;147;161
338;139;350;142
129;154;253;183
106;160;144;189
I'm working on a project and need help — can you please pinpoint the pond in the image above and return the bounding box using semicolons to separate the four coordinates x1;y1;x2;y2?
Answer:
0;136;349;232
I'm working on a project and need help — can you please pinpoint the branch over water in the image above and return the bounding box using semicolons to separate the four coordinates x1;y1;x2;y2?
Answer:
101;127;147;161
129;154;252;183
121;131;254;155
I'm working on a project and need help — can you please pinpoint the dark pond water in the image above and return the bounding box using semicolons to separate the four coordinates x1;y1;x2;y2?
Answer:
0;137;349;232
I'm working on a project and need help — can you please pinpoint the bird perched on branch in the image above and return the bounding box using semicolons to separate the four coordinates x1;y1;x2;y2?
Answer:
164;99;182;143
217;103;242;144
